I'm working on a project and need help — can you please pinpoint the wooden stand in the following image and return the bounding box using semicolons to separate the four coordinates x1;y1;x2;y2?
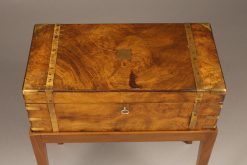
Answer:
30;129;217;165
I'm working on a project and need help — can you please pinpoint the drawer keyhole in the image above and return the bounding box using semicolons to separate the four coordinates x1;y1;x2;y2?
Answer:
121;107;129;115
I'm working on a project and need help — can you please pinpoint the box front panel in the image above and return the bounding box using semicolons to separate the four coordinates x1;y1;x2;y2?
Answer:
24;102;222;132
23;90;224;132
55;103;193;132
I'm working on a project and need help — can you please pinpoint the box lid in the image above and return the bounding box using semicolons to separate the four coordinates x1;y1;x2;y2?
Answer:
23;23;226;93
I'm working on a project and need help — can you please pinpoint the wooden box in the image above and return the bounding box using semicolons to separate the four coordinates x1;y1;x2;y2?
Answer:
23;23;226;133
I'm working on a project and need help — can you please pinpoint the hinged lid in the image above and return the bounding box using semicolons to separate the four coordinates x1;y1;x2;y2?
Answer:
23;23;226;95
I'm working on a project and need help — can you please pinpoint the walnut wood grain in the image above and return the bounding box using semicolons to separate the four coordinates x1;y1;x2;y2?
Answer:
55;103;193;132
191;24;226;92
54;91;198;103
25;102;221;132
23;23;226;93
23;25;54;90
54;24;195;91
23;91;225;104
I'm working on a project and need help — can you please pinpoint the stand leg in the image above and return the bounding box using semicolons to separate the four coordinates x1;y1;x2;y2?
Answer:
196;130;217;165
30;134;49;165
29;130;217;165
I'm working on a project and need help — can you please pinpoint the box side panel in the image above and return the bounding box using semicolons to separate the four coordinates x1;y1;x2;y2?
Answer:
191;23;226;92
196;103;222;129
25;104;53;132
23;24;54;90
23;91;46;103
203;92;225;103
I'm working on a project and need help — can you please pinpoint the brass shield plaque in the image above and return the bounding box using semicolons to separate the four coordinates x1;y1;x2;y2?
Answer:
116;49;132;60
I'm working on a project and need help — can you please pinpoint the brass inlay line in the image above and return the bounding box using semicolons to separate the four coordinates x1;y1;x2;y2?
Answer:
201;23;212;31
23;90;41;95
34;24;48;33
189;93;203;129
205;115;220;120
26;106;41;111
185;24;205;129
31;128;45;131
203;115;219;129
29;118;43;121
45;90;59;132
46;24;60;89
45;24;61;132
203;125;217;129
185;24;203;90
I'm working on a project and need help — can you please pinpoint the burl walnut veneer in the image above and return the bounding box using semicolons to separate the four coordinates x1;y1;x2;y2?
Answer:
23;23;226;165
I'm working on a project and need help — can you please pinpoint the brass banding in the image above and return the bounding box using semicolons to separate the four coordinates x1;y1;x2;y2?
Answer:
22;90;41;95
185;24;205;129
189;92;203;129
185;23;203;90
26;106;41;111
31;128;45;131
29;118;43;121
201;23;212;31
45;24;60;132
203;125;217;129
205;116;220;120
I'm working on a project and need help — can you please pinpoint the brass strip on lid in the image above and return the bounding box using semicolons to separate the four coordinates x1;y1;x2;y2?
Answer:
201;23;212;32
185;23;203;90
45;24;60;132
46;24;60;89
